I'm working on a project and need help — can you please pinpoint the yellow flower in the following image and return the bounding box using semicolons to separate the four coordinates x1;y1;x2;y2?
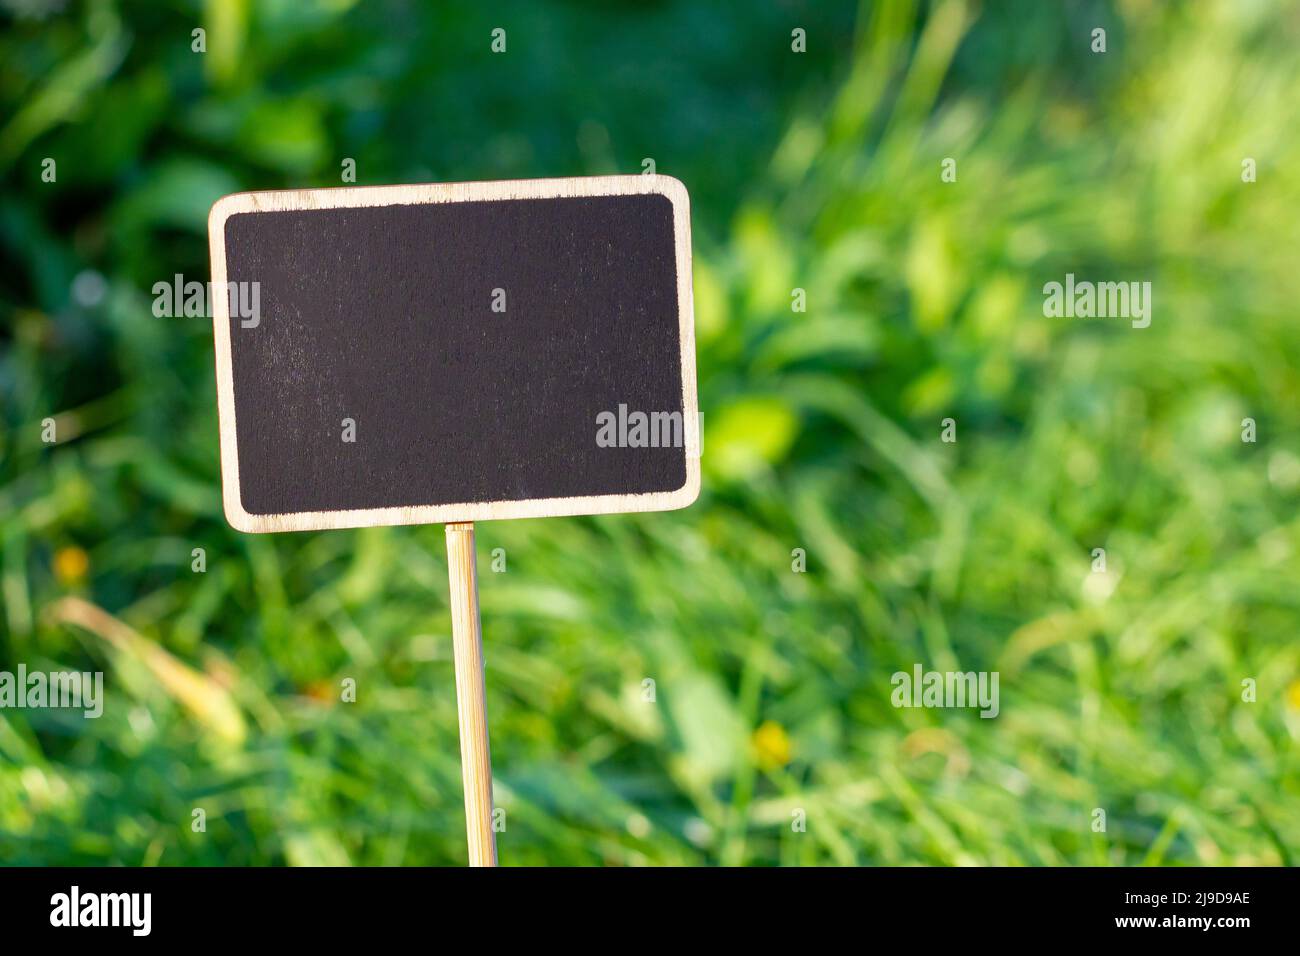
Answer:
301;680;336;706
1286;680;1300;711
752;720;791;770
53;546;89;584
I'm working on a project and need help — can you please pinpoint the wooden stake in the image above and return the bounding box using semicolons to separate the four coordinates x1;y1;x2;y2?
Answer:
445;521;498;867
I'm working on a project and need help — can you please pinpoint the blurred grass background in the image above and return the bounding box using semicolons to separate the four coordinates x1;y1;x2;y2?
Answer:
3;0;1300;866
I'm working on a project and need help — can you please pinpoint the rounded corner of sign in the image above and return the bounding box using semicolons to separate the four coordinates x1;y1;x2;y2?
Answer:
208;195;238;235
667;466;701;512
651;175;691;213
209;192;260;236
222;491;261;534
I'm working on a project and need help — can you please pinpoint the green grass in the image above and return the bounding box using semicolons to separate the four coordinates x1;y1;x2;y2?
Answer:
2;0;1299;865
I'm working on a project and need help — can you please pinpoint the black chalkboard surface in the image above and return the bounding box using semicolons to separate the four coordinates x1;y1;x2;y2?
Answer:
208;177;699;532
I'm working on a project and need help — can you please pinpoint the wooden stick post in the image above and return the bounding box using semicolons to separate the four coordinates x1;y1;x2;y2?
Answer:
445;521;498;867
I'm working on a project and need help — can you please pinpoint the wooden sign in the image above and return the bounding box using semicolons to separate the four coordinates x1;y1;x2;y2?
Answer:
207;175;700;867
208;175;699;533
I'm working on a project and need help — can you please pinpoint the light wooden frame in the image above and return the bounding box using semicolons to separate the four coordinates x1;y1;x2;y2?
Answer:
208;175;700;533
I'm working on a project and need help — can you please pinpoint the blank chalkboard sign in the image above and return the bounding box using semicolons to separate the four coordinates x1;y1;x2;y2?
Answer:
207;176;700;532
